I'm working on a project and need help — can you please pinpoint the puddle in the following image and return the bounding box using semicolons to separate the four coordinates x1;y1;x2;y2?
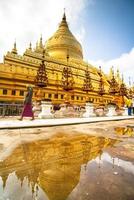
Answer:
0;144;3;151
0;132;134;200
114;127;134;137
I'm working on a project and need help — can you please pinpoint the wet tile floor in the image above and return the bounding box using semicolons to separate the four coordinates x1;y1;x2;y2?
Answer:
0;119;134;200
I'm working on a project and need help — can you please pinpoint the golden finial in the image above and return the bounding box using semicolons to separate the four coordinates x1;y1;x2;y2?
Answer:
115;68;122;84
29;42;32;50
63;8;66;21
112;66;114;76
12;40;17;54
39;34;43;48
59;8;68;29
14;40;16;49
116;68;120;79
117;68;119;75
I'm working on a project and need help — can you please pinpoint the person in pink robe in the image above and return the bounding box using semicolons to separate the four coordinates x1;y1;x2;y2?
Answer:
19;85;34;120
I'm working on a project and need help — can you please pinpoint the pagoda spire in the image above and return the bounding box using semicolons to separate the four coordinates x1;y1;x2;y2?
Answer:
111;66;114;77
63;8;66;21
39;34;43;48
109;66;119;95
59;8;68;28
115;68;122;84
117;68;120;79
29;42;32;50
11;40;17;54
98;66;105;95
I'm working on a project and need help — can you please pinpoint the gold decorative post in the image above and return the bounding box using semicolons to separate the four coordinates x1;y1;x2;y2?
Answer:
11;40;18;54
61;52;74;103
109;67;119;95
98;66;105;96
83;66;93;101
34;50;48;100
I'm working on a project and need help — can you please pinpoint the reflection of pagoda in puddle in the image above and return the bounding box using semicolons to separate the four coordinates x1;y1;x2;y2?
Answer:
114;127;134;137
0;134;118;200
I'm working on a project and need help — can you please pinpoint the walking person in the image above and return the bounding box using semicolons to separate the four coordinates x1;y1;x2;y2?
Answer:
19;85;34;120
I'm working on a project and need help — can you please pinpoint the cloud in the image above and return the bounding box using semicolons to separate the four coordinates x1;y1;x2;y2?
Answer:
0;0;90;61
89;48;134;85
1;0;132;86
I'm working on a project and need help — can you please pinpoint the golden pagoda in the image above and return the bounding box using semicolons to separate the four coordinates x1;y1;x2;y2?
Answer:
46;12;83;60
0;133;118;199
0;12;116;105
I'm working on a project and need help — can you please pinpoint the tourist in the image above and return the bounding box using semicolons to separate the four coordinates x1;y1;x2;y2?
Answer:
132;97;134;115
127;98;132;116
19;85;34;120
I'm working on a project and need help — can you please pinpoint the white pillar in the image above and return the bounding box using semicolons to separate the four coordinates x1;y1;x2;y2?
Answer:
54;104;66;118
38;101;53;119
94;106;105;117
83;103;95;117
106;106;117;117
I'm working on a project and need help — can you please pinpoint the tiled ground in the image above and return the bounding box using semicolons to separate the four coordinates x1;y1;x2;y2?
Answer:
0;119;134;200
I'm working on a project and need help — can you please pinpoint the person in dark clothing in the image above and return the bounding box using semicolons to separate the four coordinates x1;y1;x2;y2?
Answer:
19;85;34;120
132;98;134;115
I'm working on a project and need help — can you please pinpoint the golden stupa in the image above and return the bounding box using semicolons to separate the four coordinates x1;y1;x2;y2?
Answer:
46;12;83;60
0;12;122;105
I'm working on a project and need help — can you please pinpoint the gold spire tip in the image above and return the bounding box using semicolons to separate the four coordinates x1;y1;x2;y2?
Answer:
14;40;16;48
29;42;32;50
63;8;66;20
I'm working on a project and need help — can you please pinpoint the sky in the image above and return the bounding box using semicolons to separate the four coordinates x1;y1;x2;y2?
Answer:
0;0;134;84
